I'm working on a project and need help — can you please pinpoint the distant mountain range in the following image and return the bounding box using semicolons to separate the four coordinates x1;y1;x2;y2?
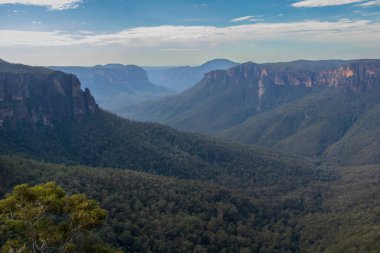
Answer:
125;59;380;165
51;64;172;111
51;59;238;112
144;59;239;91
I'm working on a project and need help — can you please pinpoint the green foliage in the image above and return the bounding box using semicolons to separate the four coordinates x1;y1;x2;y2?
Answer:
0;110;322;196
296;165;380;253
0;155;329;253
0;182;108;253
324;102;380;165
221;89;360;155
0;151;378;252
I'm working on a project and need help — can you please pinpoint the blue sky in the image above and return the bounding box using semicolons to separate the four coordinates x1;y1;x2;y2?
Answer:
0;0;379;66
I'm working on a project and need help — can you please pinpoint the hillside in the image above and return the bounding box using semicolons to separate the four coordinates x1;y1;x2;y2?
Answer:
1;155;379;252
145;59;239;91
126;59;380;165
0;155;327;252
51;64;172;110
125;60;354;132
0;110;322;194
297;164;380;252
220;88;380;162
324;102;380;165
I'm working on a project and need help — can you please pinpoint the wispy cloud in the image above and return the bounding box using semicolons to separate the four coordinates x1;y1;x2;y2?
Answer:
231;15;264;22
358;0;380;6
231;16;256;22
0;0;82;10
0;19;379;48
292;0;366;7
79;30;94;34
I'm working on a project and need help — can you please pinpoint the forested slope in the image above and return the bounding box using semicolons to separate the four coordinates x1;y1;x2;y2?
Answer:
1;156;379;252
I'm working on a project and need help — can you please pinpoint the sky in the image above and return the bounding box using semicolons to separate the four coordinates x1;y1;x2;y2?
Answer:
0;0;379;66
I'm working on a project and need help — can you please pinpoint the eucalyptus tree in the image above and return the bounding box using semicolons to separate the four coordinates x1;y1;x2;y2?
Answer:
0;182;107;253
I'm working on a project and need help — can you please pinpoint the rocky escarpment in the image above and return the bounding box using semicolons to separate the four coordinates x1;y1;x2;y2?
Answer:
0;60;98;126
125;59;380;133
200;60;380;111
316;61;380;92
124;59;380;164
264;60;380;90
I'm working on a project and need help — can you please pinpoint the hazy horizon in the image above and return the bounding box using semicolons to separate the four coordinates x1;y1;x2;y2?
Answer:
2;57;379;68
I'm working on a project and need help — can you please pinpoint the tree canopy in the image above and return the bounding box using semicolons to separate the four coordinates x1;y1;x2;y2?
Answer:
0;182;108;253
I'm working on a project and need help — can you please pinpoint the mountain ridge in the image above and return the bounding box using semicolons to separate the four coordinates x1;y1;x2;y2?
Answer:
125;59;380;165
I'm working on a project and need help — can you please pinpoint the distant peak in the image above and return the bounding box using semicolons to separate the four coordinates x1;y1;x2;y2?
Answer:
202;59;238;66
102;63;126;69
240;61;258;66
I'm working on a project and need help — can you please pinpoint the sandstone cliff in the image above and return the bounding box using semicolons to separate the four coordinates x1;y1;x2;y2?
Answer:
0;60;98;126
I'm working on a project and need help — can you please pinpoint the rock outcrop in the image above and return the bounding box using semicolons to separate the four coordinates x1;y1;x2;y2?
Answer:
0;60;98;126
200;60;380;111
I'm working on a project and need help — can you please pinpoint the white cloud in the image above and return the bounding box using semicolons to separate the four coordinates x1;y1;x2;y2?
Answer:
0;0;82;10
292;0;366;7
231;15;265;22
0;19;379;48
79;30;94;34
231;16;256;22
0;30;79;46
358;0;380;6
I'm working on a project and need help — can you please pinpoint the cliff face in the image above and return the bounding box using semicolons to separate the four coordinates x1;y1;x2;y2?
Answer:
316;61;380;91
204;60;380;89
0;61;98;126
200;60;380;111
125;59;380;133
50;64;172;111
